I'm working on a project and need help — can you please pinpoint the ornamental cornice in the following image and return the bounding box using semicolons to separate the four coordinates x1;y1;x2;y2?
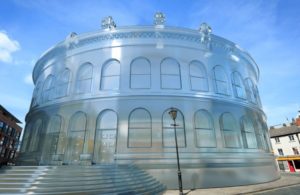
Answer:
33;27;259;83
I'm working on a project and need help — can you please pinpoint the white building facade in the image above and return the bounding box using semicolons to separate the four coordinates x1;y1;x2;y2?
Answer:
270;123;300;172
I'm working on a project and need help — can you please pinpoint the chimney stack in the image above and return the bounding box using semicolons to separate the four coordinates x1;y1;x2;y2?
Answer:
295;110;300;126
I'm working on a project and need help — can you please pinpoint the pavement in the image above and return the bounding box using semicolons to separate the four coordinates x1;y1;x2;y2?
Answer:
164;172;300;195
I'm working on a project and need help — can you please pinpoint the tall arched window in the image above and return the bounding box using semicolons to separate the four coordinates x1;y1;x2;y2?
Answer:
163;108;186;147
220;113;241;148
240;116;257;149
20;122;32;152
254;85;261;105
47;115;62;155
231;72;246;99
128;108;152;148
160;58;181;89
130;57;151;89
258;120;271;152
65;112;87;163
56;69;71;98
189;61;208;91
32;82;41;106
42;75;55;103
28;119;43;152
100;59;120;90
194;110;216;147
93;110;118;163
255;120;266;150
213;65;229;95
75;63;93;94
245;78;256;103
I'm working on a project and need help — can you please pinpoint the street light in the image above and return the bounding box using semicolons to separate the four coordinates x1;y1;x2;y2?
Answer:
168;107;183;195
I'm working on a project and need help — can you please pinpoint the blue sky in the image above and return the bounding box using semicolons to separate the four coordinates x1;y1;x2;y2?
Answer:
0;0;299;128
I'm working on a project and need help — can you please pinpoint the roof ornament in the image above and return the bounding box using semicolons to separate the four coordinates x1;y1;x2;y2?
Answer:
65;32;78;48
154;12;165;28
199;22;212;43
101;16;116;30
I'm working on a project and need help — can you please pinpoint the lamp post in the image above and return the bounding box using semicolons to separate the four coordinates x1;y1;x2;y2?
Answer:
168;107;183;195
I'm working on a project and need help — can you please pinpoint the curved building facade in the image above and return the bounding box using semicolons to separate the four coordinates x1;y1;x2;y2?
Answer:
19;16;279;189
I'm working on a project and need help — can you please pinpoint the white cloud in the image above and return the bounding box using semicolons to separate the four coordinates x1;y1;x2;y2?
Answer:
24;74;33;85
0;31;20;63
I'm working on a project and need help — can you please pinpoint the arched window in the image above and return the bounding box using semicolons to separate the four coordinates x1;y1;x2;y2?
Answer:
194;110;216;147
258;120;271;152
42;75;55;103
240;116;258;148
220;113;241;148
256;120;266;150
28;119;43;152
94;110;118;163
128;108;152;147
100;59;120;90
254;85;261;105
163;108;186;147
20;122;32;152
160;58;181;89
32;82;41;106
47;115;62;155
130;57;151;89
65;112;87;163
56;69;71;98
245;78;256;103
75;63;93;94
231;72;246;99
189;61;208;91
213;65;229;95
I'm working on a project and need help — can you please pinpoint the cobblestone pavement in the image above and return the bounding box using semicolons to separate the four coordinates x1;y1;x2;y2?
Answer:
164;172;300;195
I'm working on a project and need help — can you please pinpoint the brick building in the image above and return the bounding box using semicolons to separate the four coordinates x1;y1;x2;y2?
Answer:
0;105;22;165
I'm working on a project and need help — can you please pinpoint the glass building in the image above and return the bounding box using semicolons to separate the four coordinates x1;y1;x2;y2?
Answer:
18;14;280;189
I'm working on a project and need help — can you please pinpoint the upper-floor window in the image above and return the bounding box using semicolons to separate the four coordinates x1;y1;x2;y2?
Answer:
128;108;152;148
213;65;229;95
278;148;284;156
100;59;120;90
189;61;208;92
292;147;299;155
160;58;181;89
32;81;41;106
245;78;260;104
240;116;258;149
56;68;71;98
194;110;216;147
289;134;295;141
253;85;261;105
245;78;255;103
130;57;151;89
231;72;246;99
0;121;4;131
75;63;93;94
220;113;241;148
42;75;55;103
275;137;280;143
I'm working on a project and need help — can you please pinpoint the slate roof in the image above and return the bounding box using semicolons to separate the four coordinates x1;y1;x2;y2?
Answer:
269;125;300;138
0;104;21;123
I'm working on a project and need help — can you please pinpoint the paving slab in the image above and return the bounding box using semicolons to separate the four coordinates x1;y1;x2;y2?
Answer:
164;172;300;195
